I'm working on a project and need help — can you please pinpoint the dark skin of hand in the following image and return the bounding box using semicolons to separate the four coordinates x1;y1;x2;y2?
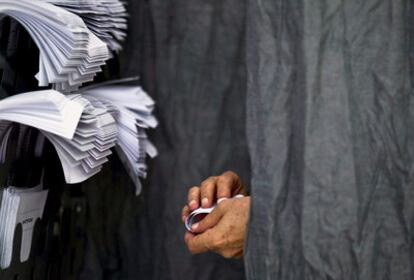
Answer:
182;171;250;259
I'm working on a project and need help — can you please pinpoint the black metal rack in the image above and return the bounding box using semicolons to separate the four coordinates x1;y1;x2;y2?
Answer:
0;17;88;280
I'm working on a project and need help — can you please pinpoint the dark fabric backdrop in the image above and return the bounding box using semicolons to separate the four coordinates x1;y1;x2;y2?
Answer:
81;0;250;279
245;0;414;279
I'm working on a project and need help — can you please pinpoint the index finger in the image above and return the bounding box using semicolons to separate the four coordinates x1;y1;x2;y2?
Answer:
200;177;217;208
181;205;190;223
187;186;201;210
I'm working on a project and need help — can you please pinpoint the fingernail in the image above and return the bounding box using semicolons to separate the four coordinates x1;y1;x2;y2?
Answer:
189;200;197;209
201;198;209;207
217;197;227;204
192;223;199;230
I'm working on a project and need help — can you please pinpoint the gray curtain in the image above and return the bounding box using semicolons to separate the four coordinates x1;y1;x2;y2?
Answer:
245;0;414;279
80;0;414;279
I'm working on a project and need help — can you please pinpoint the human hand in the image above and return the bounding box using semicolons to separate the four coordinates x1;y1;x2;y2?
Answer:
184;196;250;259
181;171;246;223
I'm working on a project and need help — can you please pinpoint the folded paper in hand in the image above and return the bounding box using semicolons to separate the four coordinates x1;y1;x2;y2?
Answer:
185;195;245;232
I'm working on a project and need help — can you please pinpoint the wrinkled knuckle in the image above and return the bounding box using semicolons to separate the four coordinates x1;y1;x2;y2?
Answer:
224;170;238;179
217;175;231;185
205;176;217;183
223;170;235;176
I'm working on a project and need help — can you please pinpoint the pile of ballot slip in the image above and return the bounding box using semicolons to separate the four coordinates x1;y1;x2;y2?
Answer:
0;0;159;268
42;93;119;184
82;85;158;193
44;0;127;52
0;85;158;269
0;185;48;269
0;0;158;191
0;0;128;91
0;85;158;193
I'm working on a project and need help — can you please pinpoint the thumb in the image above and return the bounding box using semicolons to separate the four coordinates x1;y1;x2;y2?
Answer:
191;206;224;233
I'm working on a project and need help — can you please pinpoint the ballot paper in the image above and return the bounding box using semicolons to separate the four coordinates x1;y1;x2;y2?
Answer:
44;0;128;52
0;0;110;91
0;90;117;184
42;94;118;184
0;85;157;190
185;195;245;232
185;206;215;233
81;85;158;194
0;186;48;269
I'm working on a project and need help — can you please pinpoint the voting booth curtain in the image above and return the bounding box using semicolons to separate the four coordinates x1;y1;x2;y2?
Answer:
80;0;414;280
245;0;414;279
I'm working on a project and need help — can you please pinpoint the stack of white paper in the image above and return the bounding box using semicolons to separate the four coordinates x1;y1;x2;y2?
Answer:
82;85;158;194
0;85;157;192
44;0;128;52
0;186;48;268
0;90;118;184
43;94;118;184
0;0;110;91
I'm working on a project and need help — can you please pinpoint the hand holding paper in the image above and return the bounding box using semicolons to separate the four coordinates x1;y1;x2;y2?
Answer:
184;196;250;259
181;171;247;222
182;172;250;259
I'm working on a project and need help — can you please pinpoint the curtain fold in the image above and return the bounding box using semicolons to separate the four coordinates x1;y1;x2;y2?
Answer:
245;0;414;279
